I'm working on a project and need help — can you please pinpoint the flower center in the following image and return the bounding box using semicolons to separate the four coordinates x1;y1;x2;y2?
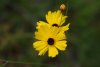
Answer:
47;38;54;45
52;24;58;27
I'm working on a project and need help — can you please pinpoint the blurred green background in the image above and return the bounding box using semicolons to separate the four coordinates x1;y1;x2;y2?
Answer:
0;0;100;67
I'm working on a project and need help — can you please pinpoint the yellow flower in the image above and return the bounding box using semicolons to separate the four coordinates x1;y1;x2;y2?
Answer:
38;10;68;27
46;10;68;26
34;5;70;57
33;25;67;58
36;10;70;32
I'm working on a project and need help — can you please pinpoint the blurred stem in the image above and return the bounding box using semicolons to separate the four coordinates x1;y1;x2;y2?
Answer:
0;59;49;66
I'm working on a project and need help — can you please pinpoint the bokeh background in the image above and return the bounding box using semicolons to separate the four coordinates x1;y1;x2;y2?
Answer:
0;0;100;67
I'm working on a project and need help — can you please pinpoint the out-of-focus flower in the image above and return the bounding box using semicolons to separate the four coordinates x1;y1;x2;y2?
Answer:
36;10;70;32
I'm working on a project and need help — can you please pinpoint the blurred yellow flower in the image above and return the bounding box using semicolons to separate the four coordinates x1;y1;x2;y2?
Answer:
46;10;68;26
36;10;70;32
33;25;67;58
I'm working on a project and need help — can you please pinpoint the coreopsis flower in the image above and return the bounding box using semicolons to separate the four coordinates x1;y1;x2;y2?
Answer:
36;10;70;33
33;4;70;58
33;25;67;57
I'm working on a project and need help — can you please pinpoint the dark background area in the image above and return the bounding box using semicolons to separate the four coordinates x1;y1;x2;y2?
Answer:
0;0;100;67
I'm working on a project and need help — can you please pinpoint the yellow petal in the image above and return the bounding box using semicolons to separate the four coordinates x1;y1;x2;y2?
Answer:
60;23;70;32
38;25;51;34
52;11;61;25
56;32;66;41
38;45;48;56
46;11;53;25
56;14;62;25
60;16;68;25
56;10;61;17
33;41;47;51
35;32;48;41
35;25;51;41
55;41;67;51
50;27;59;36
36;21;48;29
48;46;58;57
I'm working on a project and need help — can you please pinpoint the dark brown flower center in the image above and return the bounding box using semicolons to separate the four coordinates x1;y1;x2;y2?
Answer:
52;24;58;27
47;38;54;45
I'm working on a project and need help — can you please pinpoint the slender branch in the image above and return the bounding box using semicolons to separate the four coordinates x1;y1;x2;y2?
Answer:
0;59;49;66
2;61;8;67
